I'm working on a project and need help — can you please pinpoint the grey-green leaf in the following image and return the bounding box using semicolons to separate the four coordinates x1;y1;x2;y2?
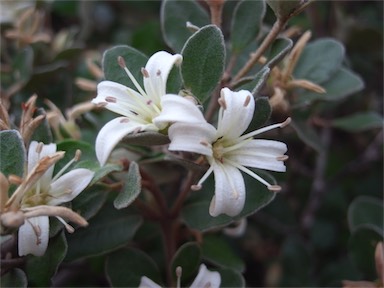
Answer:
231;0;266;53
264;37;293;69
114;161;141;209
0;130;26;178
290;118;324;153
102;45;148;88
347;196;383;232
161;0;210;52
181;25;225;103
106;247;162;287
246;97;272;133
332;112;383;132
294;39;345;84
171;242;201;283
1;268;27;288
122;131;170;146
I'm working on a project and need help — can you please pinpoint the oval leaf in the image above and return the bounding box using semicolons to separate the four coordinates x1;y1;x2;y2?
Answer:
290;118;324;153
114;161;141;209
102;45;148;88
161;0;210;52
231;0;266;53
264;37;293;69
2;268;27;288
181;25;225;103
348;196;384;232
0;130;26;178
171;242;201;283
332;112;383;133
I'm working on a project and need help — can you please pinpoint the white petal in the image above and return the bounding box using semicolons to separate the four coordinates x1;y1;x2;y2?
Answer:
168;122;216;156
48;169;94;206
209;161;245;217
143;51;183;103
217;88;255;139
190;264;221;288
93;81;145;117
28;141;57;189
228;139;287;172
138;276;162;288
95;117;155;165
18;216;49;256
153;94;206;126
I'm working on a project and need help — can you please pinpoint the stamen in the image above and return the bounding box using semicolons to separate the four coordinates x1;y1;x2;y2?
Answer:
243;95;251;107
141;67;149;78
35;142;44;154
75;149;81;161
133;127;142;134
51;150;81;182
268;185;282;192
176;266;182;288
117;56;148;97
218;97;227;110
277;155;289;161
280;117;291;128
191;184;202;191
196;165;214;187
96;102;108;108
239;117;291;141
204;283;212;288
56;216;75;233
200;140;211;147
105;96;117;103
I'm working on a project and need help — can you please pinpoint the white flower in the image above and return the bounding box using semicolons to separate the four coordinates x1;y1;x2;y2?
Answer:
17;141;94;256
139;264;221;288
92;51;205;166
168;87;290;217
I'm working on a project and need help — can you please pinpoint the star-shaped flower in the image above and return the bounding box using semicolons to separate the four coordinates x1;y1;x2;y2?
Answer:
3;141;94;256
168;87;290;217
92;51;205;165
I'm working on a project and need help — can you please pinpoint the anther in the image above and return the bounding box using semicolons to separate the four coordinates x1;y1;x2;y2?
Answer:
97;102;108;107
141;67;149;78
218;97;227;110
36;142;44;154
200;140;211;147
231;190;239;199
268;185;282;192
191;184;202;191
276;155;289;161
243;95;251;107
156;69;161;76
74;149;81;161
280;117;292;128
146;100;152;105
117;56;127;68
120;118;130;123
204;283;212;288
105;96;117;103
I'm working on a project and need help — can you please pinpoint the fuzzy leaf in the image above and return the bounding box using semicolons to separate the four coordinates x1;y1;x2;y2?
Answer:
161;0;210;52
294;39;345;84
181;170;276;231
202;235;245;272
181;25;225;103
123;131;170;146
247;97;272;132
114;161;141;209
332;112;383;132
266;0;302;20
348;196;383;232
65;202;142;261
264;37;293;69
13;46;34;85
0;130;26;178
106;247;162;287
71;185;108;220
296;67;364;105
290;118;324;153
26;231;67;287
238;66;271;95
231;0;266;53
171;242;201;282
102;45;148;88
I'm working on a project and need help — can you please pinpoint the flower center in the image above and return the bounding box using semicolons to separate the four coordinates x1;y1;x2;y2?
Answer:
212;141;225;162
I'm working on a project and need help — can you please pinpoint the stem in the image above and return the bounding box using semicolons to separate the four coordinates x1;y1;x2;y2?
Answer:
206;0;225;28
140;168;168;214
170;171;195;217
232;19;286;83
160;219;178;287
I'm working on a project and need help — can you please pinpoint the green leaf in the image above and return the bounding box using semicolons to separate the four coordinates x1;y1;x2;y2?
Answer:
0;130;26;178
238;67;271;95
114;161;141;209
1;268;27;288
246;96;272;132
217;267;245;288
13;46;34;85
348;196;384;232
231;0;266;53
332;112;383;132
106;247;162;287
26;231;67;287
348;224;383;279
65;202;142;261
264;37;293;69
290;118;324;153
102;45;148;88
266;0;302;20
296;67;364;105
181;25;225;103
71;185;108;220
201;235;245;272
161;0;210;52
30;108;53;144
171;242;201;282
294;39;345;84
90;163;123;186
181;170;276;231
122;131;170;146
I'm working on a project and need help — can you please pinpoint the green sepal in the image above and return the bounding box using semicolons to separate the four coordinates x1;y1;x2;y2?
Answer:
231;0;266;53
102;45;148;88
171;242;201;283
161;0;210;52
181;25;225;103
114;161;141;209
106;247;162;287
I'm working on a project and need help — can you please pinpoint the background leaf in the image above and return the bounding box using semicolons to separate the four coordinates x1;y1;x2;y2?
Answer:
171;242;201;283
1;268;27;288
161;0;210;52
181;25;225;103
348;196;383;232
114;161;141;209
332;112;383;132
